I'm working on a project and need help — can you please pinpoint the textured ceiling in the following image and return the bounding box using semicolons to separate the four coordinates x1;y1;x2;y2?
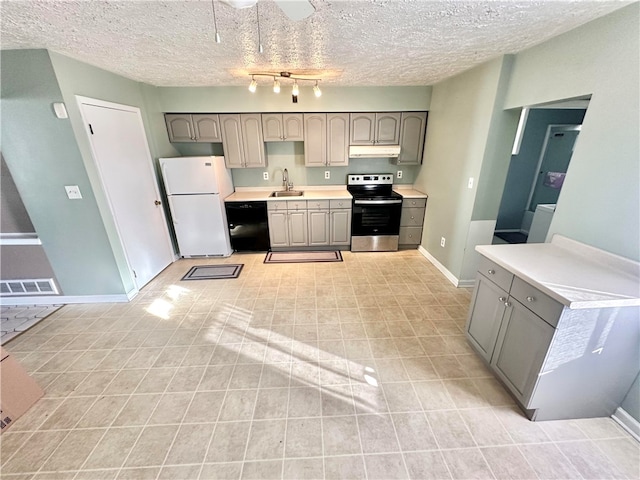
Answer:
0;0;630;87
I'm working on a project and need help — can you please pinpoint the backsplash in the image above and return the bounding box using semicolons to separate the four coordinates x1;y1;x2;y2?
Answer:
230;142;420;187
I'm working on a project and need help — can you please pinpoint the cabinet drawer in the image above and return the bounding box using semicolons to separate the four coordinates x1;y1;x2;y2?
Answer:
287;200;307;211
478;256;513;292
400;207;425;227
403;198;427;208
267;200;288;211
399;226;422;245
330;199;351;209
307;200;330;210
510;277;563;328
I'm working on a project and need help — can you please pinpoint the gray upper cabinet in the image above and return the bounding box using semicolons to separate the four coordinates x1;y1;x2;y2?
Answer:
397;112;428;165
220;114;266;168
165;114;221;143
304;114;327;167
326;113;350;166
349;112;401;145
262;114;304;142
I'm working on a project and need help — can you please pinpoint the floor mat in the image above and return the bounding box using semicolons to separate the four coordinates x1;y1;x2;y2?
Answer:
264;251;343;263
1;304;63;344
181;264;244;280
495;232;528;244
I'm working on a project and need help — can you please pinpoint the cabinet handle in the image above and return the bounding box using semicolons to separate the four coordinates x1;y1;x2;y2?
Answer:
526;296;535;302
410;216;414;219
498;296;507;302
488;269;495;275
505;301;511;307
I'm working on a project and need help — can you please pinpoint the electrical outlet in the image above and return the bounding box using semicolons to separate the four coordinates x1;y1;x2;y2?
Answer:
65;185;82;200
324;171;330;180
263;172;269;180
440;237;446;248
397;170;403;179
468;177;474;189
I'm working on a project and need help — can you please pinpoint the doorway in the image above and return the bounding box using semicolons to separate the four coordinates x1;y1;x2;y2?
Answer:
494;101;588;244
77;97;174;290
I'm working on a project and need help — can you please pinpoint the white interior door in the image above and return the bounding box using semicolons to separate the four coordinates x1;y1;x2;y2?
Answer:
78;97;174;290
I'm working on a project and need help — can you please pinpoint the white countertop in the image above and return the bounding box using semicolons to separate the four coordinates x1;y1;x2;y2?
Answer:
225;185;427;202
476;235;640;309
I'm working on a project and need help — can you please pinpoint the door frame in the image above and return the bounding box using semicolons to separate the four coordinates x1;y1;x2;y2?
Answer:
76;96;174;294
525;123;581;211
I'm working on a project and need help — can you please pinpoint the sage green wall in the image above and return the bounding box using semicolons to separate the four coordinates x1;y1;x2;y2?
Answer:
413;57;510;279
503;3;639;262
0;49;126;295
157;86;431;113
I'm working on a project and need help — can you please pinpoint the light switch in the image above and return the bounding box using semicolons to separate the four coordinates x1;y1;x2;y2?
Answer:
65;185;83;199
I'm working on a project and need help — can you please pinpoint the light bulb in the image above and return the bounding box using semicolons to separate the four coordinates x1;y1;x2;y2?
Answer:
273;78;280;93
313;82;322;97
215;32;221;44
259;43;264;54
292;80;299;96
249;77;257;93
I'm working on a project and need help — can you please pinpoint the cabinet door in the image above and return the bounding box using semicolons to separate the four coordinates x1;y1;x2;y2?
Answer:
262;114;284;142
308;210;330;246
165;114;194;142
327;113;350;166
492;299;555;406
330;209;352;245
241;114;266;168
465;275;508;362
375;112;401;144
398;112;427;165
220;114;245;168
192;114;221;142
350;113;375;145
288;211;308;247
304;114;327;166
268;210;289;247
283;114;304;141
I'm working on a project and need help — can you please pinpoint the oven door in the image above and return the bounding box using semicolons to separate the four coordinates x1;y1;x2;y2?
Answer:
351;199;402;236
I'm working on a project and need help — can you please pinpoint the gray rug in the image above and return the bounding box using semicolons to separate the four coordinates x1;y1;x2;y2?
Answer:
181;264;243;280
264;251;343;264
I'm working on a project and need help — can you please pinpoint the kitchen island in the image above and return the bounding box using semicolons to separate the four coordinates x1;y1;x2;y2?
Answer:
466;235;640;420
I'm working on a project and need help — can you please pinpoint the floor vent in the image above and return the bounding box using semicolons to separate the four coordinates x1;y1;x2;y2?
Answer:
0;279;58;296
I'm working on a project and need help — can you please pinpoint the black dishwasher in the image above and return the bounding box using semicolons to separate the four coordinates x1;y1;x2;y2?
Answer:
225;202;270;252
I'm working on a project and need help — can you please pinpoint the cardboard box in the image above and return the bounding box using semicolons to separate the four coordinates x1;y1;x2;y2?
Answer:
0;346;44;433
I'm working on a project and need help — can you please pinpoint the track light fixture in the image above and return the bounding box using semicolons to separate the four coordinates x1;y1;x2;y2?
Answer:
247;72;322;99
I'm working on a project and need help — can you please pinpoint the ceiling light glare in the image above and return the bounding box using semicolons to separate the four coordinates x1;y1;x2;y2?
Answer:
292;80;299;96
273;78;281;93
249;76;257;93
313;82;322;97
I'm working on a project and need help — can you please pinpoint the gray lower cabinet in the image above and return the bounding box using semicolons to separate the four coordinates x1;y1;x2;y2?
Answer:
220;114;266;168
399;198;426;247
268;199;351;249
466;254;640;420
330;200;352;246
165;114;222;142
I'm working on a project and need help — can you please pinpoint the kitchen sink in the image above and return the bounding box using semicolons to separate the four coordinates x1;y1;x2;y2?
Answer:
270;190;304;197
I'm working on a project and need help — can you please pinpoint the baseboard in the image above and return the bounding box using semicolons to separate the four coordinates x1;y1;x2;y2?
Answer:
612;407;640;442
0;294;131;306
418;245;460;287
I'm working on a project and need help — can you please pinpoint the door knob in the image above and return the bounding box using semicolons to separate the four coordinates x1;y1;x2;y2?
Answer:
154;200;162;206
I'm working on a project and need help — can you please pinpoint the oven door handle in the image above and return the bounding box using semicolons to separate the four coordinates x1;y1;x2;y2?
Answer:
353;199;403;205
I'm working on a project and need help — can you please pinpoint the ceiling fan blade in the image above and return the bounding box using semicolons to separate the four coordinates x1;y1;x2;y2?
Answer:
274;0;315;21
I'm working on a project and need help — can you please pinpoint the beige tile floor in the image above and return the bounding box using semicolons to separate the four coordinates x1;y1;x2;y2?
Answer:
1;251;638;480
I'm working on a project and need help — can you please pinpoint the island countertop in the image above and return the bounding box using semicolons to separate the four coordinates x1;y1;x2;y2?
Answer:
476;235;640;309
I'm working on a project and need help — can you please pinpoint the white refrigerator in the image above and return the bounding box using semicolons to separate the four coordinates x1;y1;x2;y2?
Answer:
159;156;233;257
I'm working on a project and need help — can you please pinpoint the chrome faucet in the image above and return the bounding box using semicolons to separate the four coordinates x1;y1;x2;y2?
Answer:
282;168;293;191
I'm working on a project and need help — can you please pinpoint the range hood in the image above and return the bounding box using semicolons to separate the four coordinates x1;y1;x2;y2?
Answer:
349;145;401;158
